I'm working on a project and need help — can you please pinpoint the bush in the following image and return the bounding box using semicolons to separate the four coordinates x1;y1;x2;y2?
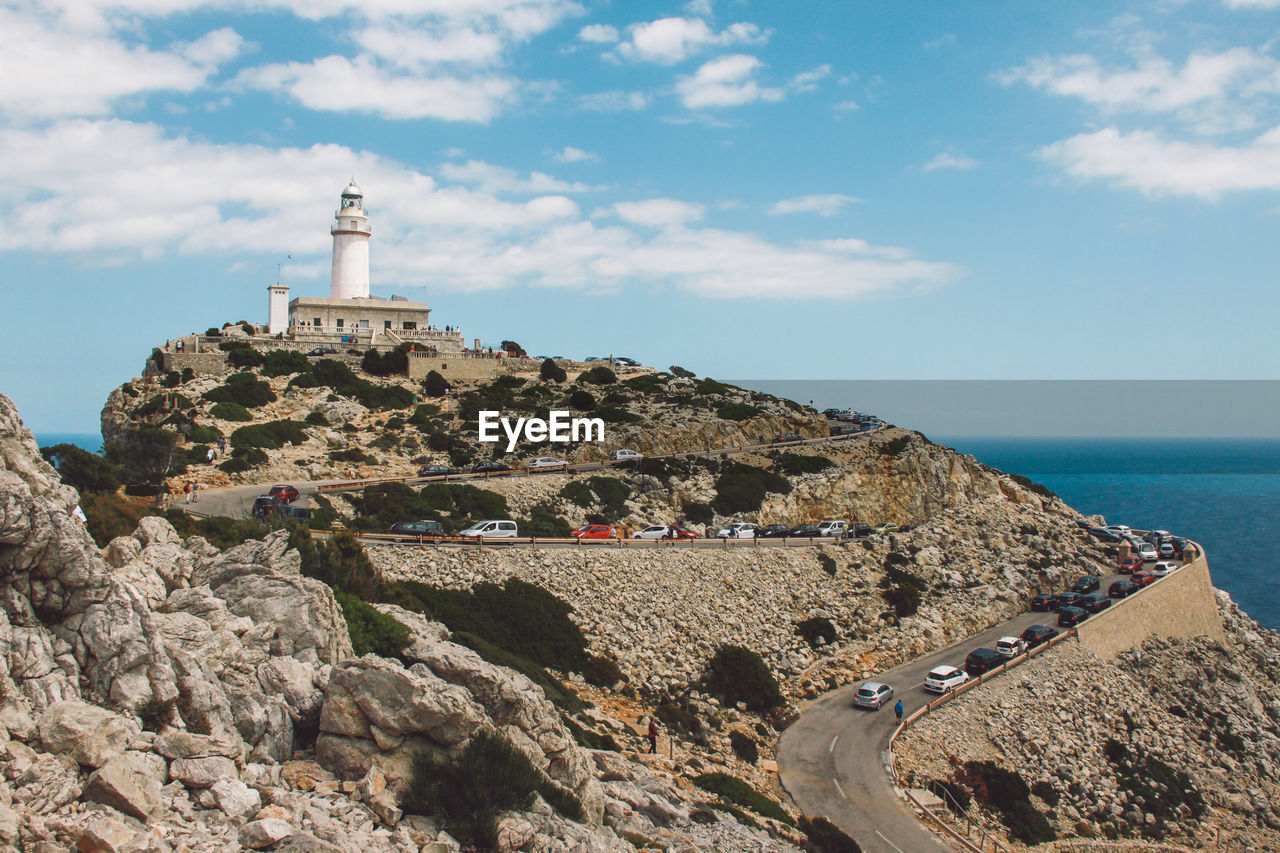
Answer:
729;731;758;764
683;501;714;525
521;503;571;538
772;453;833;476
560;480;594;508
230;420;308;450
568;390;596;410
703;645;783;713
261;349;310;377
501;340;526;358
227;347;264;369
797;617;837;648
655;700;701;734
581;655;625;687
711;462;792;515
930;779;971;814
40;444;119;494
692;773;793;826
578;365;617;385
161;371;181;388
540;358;567;383
287;373;320;390
800;816;862;853
203;373;276;408
1002;799;1057;845
716;402;761;421
362;344;411;377
311;359;413;410
670;365;695;379
881;563;926;618
694;377;732;395
187;425;222;444
80;492;148;547
1030;780;1059;806
334;592;411;656
305;411;328;426
878;435;911;457
421;369;448;398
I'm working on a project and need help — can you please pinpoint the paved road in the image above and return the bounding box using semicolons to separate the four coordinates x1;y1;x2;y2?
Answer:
778;560;1141;853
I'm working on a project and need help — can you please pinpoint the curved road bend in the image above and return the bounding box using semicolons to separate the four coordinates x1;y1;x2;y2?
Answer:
778;564;1133;853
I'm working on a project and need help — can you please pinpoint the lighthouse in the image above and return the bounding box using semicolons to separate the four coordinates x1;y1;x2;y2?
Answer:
330;181;371;299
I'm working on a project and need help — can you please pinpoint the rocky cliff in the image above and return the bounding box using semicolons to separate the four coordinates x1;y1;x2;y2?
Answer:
3;392;805;852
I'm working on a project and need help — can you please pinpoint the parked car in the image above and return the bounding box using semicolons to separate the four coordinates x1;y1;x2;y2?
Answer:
276;505;310;522
610;449;644;462
389;520;445;541
1105;524;1132;534
790;524;823;537
995;636;1028;658
669;525;701;539
1031;593;1056;612
852;681;895;710
527;456;569;471
418;464;460;476
1151;560;1179;578
570;524;615;539
1072;575;1101;594
817;520;849;537
1131;569;1156;587
1109;580;1139;598
772;433;803;444
1088;527;1121;543
307;347;337;356
716;522;759;539
829;425;857;436
1052;591;1083;611
457;520;518;538
1080;593;1113;614
871;522;899;534
634;525;678;540
252;495;284;519
472;461;511;474
924;665;970;693
1118;556;1143;574
1021;625;1059;649
614;357;639;366
852;523;873;538
1058;606;1089;627
1137;542;1158;562
1158;542;1177;559
965;648;1005;677
758;524;793;538
268;484;300;504
1074;519;1093;529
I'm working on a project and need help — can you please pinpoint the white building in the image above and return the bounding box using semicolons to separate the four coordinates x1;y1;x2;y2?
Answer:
330;181;371;300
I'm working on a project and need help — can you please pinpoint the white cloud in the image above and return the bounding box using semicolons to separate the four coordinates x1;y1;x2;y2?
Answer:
834;100;860;112
577;90;651;112
578;23;618;43
0;8;241;120
676;54;784;108
769;194;858;216
354;26;505;67
1224;0;1280;7
923;151;979;172
237;55;518;121
923;33;956;51
791;64;831;93
439;159;603;193
613;17;768;65
612;199;705;226
555;146;600;162
1038;125;1280;200
684;0;713;16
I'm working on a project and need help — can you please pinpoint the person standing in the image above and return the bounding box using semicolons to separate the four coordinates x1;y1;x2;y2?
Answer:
894;700;904;722
191;482;198;503
183;482;192;504
206;447;215;463
647;717;658;754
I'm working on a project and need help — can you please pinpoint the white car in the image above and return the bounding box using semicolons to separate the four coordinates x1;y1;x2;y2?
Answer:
995;637;1028;658
527;457;569;471
716;522;758;539
852;681;894;710
1137;542;1158;561
1105;524;1132;534
457;520;519;538
817;520;849;537
1151;560;1179;577
924;665;970;693
610;449;644;462
633;525;677;540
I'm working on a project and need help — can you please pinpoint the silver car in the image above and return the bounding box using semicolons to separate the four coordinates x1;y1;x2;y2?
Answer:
853;681;894;709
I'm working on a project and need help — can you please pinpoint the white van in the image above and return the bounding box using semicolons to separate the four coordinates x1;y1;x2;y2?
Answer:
817;520;848;537
458;520;519;538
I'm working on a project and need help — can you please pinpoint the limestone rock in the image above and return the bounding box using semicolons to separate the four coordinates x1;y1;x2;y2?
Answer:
210;776;261;821
82;752;164;821
38;700;139;768
239;818;295;849
169;755;237;788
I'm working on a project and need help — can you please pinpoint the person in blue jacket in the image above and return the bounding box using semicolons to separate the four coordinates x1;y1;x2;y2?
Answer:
894;700;904;721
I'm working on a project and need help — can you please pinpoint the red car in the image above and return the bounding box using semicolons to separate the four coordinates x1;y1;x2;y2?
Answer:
570;524;615;539
670;525;701;539
1118;556;1143;574
1131;569;1156;587
268;484;300;504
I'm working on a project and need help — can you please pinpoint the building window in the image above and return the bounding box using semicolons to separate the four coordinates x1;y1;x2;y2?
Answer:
384;321;391;330
403;321;417;331
313;317;321;328
358;320;369;328
335;319;343;329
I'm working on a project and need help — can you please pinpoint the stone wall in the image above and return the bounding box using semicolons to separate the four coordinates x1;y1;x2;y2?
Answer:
1075;547;1224;658
159;350;229;377
407;353;506;381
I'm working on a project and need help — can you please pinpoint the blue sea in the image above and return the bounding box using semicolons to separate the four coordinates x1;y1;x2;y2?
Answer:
941;437;1280;631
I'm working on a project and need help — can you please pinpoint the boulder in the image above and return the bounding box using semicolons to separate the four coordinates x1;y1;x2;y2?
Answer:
76;815;170;853
211;776;261;821
239;818;295;849
169;755;237;788
38;701;139;768
81;752;164;821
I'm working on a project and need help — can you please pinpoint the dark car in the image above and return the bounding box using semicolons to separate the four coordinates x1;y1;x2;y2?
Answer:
1109;580;1139;598
418;464;460;477
790;524;823;537
1052;591;1083;611
1058;606;1088;627
1088;527;1122;543
829;425;857;436
307;347;337;356
1080;593;1112;614
852;523;873;538
1074;519;1093;529
268;484;300;504
1021;624;1059;649
1071;575;1101;594
758;524;793;538
964;648;1005;677
252;495;284;519
276;505;311;522
389;520;445;541
772;433;803;444
1031;593;1056;612
472;461;512;474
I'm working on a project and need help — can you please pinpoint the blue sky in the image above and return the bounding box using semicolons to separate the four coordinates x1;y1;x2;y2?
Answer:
3;0;1280;432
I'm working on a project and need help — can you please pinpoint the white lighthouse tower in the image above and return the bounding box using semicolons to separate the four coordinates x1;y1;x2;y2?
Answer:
330;181;371;299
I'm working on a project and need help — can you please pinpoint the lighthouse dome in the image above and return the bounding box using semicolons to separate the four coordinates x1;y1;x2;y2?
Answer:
341;181;363;198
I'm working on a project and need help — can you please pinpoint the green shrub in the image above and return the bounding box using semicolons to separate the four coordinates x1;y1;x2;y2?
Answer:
161;371;181;388
230;420;308;450
329;447;372;463
203;373;276;408
683;501;714;525
449;630;584;711
772;453;833;476
711;462;792;515
1009;473;1057;500
521;503;571;537
305;411;328;426
655;700;701;734
716;402;761;421
694;378;732;395
80;491;148;547
334;592;411;656
670;365;695;379
40;444;119;494
422;369;448;397
408;403;441;429
361;344;411;377
594;405;642;424
800;816;862;853
261;349;310;377
311;359;413;410
560;480;594;508
797;617;837;648
501;340;527;358
878;435;911;457
729;731;758;764
540;358;567;383
187;425;222;443
287;373;320;390
581;655;625;687
568;390;596;410
578;366;617;385
692;773;793;826
218;456;251;473
703;645;783;713
621;373;664;393
1002;800;1057;845
881;563;926;618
